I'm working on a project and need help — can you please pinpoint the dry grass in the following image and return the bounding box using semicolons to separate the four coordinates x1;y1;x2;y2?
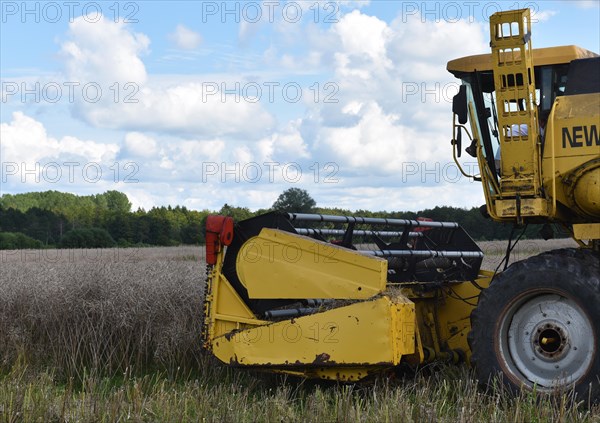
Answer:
478;238;578;270
0;241;597;421
0;247;205;380
2;364;597;422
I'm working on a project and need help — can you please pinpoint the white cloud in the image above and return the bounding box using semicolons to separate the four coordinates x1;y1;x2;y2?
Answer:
289;11;487;178
59;16;275;137
159;157;175;170
532;10;558;22
1;112;118;165
315;101;435;175
168;25;202;50
77;82;275;137
60;15;149;85
333;10;392;66
124;132;158;158
387;15;487;80
175;139;225;163
256;120;310;163
0;112;120;192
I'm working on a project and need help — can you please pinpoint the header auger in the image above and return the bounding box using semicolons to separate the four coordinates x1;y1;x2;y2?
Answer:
201;9;600;402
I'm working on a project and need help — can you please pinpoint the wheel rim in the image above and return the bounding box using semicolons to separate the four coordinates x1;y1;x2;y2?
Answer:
498;293;595;389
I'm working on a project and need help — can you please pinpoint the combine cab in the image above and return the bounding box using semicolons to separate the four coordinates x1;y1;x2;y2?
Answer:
202;212;490;381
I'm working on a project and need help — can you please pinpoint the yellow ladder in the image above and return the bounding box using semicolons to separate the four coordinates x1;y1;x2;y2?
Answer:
490;9;540;197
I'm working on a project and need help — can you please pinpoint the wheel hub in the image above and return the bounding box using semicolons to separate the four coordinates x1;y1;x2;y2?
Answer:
532;322;568;359
500;294;595;388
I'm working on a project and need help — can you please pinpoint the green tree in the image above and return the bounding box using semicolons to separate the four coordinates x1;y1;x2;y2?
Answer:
0;232;44;249
218;204;253;222
272;188;316;213
59;228;116;248
102;191;132;213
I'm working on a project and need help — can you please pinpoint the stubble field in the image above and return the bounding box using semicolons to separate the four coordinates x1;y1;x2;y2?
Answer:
0;239;596;422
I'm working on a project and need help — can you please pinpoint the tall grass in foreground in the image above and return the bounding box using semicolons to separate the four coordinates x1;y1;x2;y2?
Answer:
0;245;598;421
2;363;598;422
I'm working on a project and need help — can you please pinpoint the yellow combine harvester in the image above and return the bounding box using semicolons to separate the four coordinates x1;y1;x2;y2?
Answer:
202;9;600;401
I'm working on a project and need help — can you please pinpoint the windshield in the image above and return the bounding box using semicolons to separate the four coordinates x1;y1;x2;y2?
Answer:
458;75;499;184
483;91;501;160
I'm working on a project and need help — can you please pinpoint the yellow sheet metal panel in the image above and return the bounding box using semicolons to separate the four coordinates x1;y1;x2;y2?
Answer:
214;274;256;319
236;228;387;299
495;197;551;218
435;278;491;362
447;45;598;75
211;295;415;369
548;94;600;159
572;169;600;218
573;223;600;241
204;259;266;346
541;93;600;220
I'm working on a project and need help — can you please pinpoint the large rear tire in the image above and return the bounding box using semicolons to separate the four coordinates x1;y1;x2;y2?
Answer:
469;248;600;402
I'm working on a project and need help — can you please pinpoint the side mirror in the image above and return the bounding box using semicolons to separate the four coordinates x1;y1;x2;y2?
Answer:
453;85;468;124
455;126;462;157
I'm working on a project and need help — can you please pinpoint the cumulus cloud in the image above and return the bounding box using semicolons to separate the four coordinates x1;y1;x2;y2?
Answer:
256;119;310;163
60;15;149;85
168;25;202;50
77;82;275;137
1;112;120;192
60;15;274;137
1;112;119;165
291;11;488;176
173;139;226;164
333;10;392;67
124;132;158;158
314;101;435;175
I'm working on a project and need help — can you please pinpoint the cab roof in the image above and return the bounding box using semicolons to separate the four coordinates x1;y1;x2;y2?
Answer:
447;45;599;77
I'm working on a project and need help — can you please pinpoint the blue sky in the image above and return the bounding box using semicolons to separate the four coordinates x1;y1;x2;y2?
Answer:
1;0;599;211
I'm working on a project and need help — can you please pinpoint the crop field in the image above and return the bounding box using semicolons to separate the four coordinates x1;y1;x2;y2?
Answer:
0;239;597;422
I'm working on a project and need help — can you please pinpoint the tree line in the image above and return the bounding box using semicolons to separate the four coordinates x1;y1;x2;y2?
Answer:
0;189;564;249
